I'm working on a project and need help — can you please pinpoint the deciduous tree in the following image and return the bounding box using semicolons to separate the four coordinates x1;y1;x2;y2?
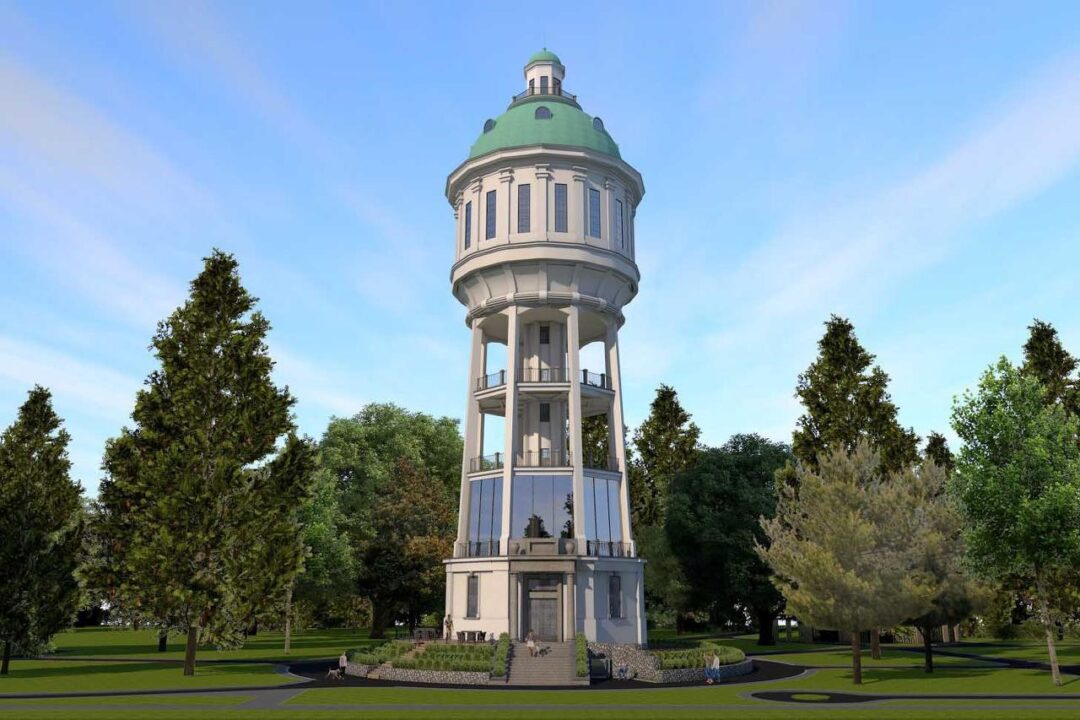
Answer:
950;357;1080;686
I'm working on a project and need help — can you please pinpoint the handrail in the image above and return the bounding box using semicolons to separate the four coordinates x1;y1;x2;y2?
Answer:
581;369;611;389
469;453;504;473
587;540;633;558
584;455;619;472
512;86;577;103
456;539;502;558
519;367;566;383
517;449;571;468
476;370;507;391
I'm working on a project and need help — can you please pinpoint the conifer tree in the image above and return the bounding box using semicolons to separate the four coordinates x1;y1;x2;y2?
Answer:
629;385;700;528
760;441;933;684
97;250;307;676
1022;319;1079;416
923;432;955;473
793;315;919;474
0;387;83;675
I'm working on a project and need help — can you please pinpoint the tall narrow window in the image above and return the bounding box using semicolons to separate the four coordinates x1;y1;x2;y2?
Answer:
588;188;601;238
529;78;535;94
540;76;549;94
466;575;479;618
517;184;531;233
464;201;472;249
554;184;567;232
539;403;551;423
539;324;550;344
485;190;497;239
615;199;624;248
608;575;622;618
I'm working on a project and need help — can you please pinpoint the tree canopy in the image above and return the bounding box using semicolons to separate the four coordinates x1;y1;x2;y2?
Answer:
629;385;700;529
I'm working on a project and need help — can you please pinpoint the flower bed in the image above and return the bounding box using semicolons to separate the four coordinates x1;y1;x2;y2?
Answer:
347;640;413;666
394;641;494;672
652;643;745;670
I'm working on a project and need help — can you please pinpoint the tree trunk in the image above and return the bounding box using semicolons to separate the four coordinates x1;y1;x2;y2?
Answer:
132;617;140;632
785;617;793;642
921;624;934;673
756;609;777;646
850;632;862;685
158;629;167;653
369;602;389;639
183;627;198;676
1034;569;1062;686
284;587;293;655
870;628;881;659
1;640;10;675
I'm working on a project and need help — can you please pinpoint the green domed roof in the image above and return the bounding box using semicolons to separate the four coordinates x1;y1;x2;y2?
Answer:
527;49;562;65
469;98;620;160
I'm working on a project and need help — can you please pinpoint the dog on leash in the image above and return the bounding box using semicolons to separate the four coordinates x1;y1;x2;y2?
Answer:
326;668;343;681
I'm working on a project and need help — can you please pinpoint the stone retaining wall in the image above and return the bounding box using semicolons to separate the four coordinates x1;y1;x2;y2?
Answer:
344;662;375;677
653;658;754;684
378;667;491;685
587;643;753;684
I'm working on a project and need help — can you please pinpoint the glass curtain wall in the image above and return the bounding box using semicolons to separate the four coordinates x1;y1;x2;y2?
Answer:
511;475;573;539
467;476;503;556
584;475;624;553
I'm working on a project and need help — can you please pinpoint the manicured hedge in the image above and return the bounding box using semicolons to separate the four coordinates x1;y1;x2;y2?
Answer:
575;633;588;677
651;643;745;670
492;633;510;677
348;640;413;666
391;639;497;672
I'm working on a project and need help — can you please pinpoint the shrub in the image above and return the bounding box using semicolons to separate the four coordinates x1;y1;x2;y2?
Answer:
492;633;511;677
651;642;745;669
575;633;588;677
348;640;413;666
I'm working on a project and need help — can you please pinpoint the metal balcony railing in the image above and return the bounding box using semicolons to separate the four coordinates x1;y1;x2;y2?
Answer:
517;449;571;468
581;370;612;389
584;454;619;472
512;86;577;103
519;367;566;383
476;370;507;391
456;539;502;558
469;453;504;473
588;540;634;558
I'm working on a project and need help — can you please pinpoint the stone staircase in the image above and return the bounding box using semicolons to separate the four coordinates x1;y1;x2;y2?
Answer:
505;641;582;686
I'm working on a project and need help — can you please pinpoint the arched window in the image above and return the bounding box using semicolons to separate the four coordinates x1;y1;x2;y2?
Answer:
535;106;552;120
593;117;604;131
483;118;495;133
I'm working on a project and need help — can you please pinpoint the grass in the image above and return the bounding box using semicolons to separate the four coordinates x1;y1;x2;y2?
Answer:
761;648;1001;667
0;660;294;694
0;694;253;706
948;641;1080;664
49;627;384;662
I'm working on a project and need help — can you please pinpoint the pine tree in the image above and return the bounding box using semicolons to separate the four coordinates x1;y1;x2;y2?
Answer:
0;387;83;675
923;432;955;473
1022;319;1079;416
793;315;919;474
629;385;700;528
97;250;305;676
759;441;934;684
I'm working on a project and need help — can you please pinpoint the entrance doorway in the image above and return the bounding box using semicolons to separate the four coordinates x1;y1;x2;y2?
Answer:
523;574;562;641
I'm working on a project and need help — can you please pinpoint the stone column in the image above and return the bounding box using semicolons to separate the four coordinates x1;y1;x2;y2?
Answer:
536;164;551;235
606;321;632;547
457;319;485;546
509;572;520;640
566;305;586;547
566;571;577;640
500;307;520;551
499;168;514;242
570;166;588;240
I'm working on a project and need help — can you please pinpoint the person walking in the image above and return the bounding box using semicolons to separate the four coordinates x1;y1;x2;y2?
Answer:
526;630;537;657
339;650;349;676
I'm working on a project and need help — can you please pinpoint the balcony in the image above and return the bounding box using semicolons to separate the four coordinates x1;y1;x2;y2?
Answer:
587;540;634;558
469;453;505;473
476;370;507;391
508;536;579;556
583;454;619;472
518;449;571;468
580;370;612;390
511;86;577;103
455;539;502;558
519;367;567;383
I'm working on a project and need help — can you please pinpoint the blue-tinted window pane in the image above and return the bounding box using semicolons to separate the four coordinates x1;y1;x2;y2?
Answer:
511;475;532;539
517;184;530;233
468;479;483;543
485;189;497;239
534;106;552;120
593;476;610;542
464;201;472;249
477;477;493;542
588;188;601;238
583;476;596;541
554;184;567;232
531;475;553;538
607;479;623;542
609;574;622;618
490;478;503;540
554;475;573;538
540;76;548;94
615;199;624;248
467;575;479;618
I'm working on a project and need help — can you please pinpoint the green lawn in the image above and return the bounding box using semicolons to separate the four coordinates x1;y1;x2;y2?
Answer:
48;627;383;662
760;648;1001;667
0;694;252;706
0;660;295;694
946;641;1080;664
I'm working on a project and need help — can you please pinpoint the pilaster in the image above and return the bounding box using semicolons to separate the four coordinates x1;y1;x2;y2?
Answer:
500;306;520;549
566;305;586;547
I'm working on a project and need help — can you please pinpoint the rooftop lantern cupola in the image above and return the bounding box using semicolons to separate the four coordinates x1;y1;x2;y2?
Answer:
523;48;566;98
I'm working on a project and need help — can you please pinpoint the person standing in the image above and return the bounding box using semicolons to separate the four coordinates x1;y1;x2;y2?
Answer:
526;630;537;657
339;651;349;676
445;615;454;642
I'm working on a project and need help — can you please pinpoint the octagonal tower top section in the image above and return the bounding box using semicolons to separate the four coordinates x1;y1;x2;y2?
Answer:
446;51;645;327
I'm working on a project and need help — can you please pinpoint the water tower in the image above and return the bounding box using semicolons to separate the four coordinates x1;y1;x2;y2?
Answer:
443;50;646;646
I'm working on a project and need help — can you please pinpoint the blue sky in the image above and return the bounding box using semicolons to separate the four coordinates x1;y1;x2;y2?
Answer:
2;1;1080;495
